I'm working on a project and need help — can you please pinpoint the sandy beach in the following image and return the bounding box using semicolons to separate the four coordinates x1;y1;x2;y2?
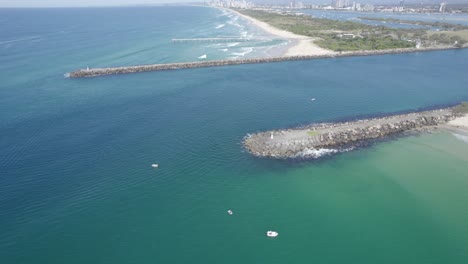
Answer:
226;8;334;56
448;114;468;132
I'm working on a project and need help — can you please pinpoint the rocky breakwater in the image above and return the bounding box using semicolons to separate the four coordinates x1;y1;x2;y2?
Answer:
243;108;460;159
67;46;462;78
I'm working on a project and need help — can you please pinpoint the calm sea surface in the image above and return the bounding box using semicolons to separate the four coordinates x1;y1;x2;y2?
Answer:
299;9;468;29
1;6;468;264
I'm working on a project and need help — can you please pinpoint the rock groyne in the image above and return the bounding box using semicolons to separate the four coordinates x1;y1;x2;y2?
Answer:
243;108;460;159
68;47;461;78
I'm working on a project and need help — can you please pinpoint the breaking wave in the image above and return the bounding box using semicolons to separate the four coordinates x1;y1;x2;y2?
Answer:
295;147;355;159
453;133;468;144
231;47;253;57
215;24;225;29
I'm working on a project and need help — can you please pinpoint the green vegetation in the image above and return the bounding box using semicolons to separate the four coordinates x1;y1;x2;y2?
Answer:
358;17;468;31
453;102;468;114
316;35;414;51
425;31;468;47
236;9;468;51
307;131;319;136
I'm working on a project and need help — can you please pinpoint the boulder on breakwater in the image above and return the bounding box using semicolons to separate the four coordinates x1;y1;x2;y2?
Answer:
67;46;461;78
243;108;460;159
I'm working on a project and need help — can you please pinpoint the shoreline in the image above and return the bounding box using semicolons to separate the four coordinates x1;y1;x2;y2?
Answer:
243;107;466;159
225;7;334;56
446;114;468;134
67;7;468;78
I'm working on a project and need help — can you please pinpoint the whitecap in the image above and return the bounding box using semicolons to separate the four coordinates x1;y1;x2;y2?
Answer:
215;24;225;29
227;42;240;47
453;133;468;144
231;47;254;57
0;36;41;45
295;147;354;159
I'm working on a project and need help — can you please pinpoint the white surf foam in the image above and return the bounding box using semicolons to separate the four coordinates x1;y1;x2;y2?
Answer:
227;42;240;47
198;54;207;59
453;133;468;144
215;24;225;29
231;47;254;57
295;147;354;159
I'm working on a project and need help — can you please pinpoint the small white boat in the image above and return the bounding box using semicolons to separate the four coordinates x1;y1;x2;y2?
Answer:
266;231;278;237
198;54;207;59
227;210;233;215
310;98;316;101
151;164;159;168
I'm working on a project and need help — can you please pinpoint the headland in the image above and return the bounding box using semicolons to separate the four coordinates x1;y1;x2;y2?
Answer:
243;105;468;159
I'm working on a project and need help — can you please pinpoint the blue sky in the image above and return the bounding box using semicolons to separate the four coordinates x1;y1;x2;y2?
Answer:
1;0;467;7
0;0;197;7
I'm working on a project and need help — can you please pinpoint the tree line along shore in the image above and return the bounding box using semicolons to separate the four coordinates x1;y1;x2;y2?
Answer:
236;9;468;51
243;104;468;159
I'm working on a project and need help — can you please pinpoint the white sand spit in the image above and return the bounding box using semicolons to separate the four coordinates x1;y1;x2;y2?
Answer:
226;8;334;56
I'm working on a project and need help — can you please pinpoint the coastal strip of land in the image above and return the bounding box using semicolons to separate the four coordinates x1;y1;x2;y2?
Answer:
236;9;468;51
68;46;461;78
68;7;468;78
225;8;333;56
243;105;468;159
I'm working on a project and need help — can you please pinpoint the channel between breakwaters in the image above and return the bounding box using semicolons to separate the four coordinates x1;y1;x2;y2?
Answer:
68;47;462;78
243;107;463;159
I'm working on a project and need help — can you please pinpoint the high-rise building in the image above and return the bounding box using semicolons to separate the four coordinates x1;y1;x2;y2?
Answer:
439;2;446;13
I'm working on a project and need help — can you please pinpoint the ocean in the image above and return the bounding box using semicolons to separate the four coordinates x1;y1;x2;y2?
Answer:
1;6;468;264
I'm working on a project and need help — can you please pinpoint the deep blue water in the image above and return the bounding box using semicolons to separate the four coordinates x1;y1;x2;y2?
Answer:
1;6;468;264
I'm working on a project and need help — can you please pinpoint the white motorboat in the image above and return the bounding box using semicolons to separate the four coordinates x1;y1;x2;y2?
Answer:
310;98;316;101
266;231;278;237
227;210;233;215
151;164;159;168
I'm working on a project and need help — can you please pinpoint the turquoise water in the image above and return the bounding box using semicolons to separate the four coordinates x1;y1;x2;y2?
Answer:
1;6;468;264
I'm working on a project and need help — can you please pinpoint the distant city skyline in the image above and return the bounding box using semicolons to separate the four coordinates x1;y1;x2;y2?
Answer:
1;0;468;7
